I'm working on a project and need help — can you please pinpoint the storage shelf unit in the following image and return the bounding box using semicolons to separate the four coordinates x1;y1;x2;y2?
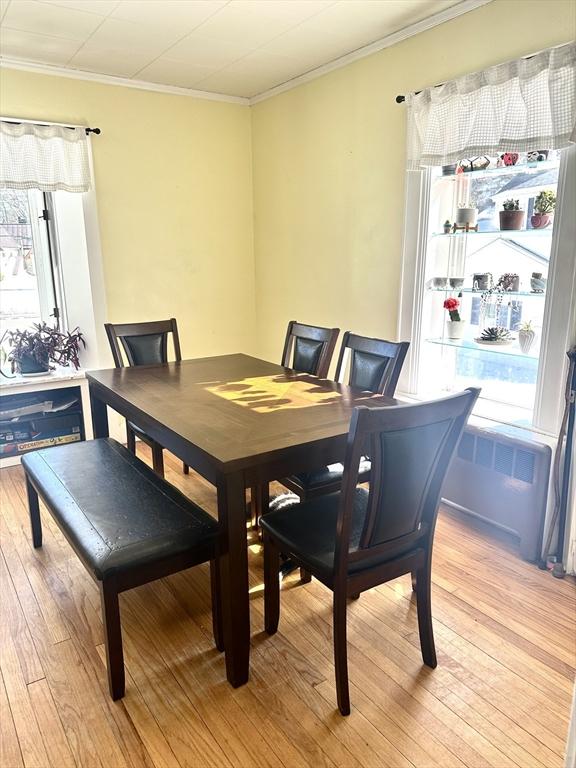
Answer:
0;368;92;468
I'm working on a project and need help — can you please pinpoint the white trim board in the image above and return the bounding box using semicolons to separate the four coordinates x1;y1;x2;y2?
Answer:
0;0;492;107
250;0;493;104
0;57;250;105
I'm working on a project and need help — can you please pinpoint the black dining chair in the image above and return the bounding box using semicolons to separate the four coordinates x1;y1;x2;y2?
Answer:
250;320;340;526
281;333;409;501
261;388;480;715
104;319;189;478
281;320;340;379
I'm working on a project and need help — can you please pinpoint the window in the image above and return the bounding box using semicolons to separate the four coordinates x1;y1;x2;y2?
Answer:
418;155;559;424
399;146;576;435
0;188;63;337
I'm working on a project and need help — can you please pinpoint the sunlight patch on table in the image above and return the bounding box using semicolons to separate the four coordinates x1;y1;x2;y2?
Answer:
206;375;342;412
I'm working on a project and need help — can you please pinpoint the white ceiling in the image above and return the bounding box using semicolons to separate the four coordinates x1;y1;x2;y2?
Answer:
0;0;465;100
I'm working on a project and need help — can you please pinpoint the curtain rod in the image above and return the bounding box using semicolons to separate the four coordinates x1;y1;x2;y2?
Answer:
396;49;544;103
0;118;100;135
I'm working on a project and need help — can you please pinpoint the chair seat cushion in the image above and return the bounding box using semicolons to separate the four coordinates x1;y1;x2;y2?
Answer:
289;456;371;492
261;489;415;579
22;439;217;580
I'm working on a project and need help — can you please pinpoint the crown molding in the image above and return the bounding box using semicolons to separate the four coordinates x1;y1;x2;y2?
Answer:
248;0;493;105
0;0;492;108
0;57;250;105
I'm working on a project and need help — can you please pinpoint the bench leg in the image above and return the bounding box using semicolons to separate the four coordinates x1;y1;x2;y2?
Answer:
126;422;136;454
25;476;42;548
99;579;125;700
210;559;224;652
151;443;165;478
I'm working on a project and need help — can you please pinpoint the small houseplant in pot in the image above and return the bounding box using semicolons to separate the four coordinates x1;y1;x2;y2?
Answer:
1;323;85;376
443;297;464;339
518;320;537;353
455;200;478;229
499;199;525;230
475;326;514;346
531;190;556;229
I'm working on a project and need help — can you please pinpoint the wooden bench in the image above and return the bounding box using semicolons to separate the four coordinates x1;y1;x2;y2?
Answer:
22;438;222;700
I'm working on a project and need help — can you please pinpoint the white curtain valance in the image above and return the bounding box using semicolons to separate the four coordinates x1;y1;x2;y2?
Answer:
0;121;91;193
406;42;576;170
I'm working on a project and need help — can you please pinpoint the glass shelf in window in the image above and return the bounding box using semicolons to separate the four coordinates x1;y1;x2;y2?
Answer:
433;159;559;181
425;337;539;361
427;288;546;297
430;229;554;239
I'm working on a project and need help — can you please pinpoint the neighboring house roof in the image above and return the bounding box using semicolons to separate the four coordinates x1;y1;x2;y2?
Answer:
469;236;549;266
497;169;557;195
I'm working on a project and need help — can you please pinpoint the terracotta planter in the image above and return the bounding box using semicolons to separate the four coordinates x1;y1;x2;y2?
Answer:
530;213;551;229
499;210;525;231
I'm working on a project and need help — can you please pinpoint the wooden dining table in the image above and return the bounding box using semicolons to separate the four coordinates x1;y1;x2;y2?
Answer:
86;353;395;687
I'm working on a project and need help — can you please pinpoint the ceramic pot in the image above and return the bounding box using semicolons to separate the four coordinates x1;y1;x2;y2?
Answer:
530;273;547;293
499;210;525;230
446;320;465;340
518;329;536;354
531;213;551;229
473;273;492;291
456;207;478;227
19;352;49;375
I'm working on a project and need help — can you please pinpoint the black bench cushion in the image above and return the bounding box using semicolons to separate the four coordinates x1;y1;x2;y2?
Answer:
261;488;417;580
22;439;217;581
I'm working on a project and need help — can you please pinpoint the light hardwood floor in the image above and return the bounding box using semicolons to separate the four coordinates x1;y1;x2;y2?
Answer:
1;446;575;768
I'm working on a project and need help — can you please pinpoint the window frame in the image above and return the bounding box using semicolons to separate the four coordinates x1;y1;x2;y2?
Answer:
397;146;576;436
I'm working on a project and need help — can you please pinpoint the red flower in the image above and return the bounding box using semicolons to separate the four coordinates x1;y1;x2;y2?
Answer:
443;298;460;311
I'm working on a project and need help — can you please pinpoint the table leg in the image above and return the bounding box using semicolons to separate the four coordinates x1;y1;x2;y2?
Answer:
217;471;250;687
89;388;109;438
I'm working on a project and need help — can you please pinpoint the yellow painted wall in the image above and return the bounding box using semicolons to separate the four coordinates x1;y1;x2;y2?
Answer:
0;69;255;360
1;0;574;369
251;0;576;364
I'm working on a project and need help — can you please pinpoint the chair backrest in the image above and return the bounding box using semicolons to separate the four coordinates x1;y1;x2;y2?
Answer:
281;320;339;378
104;319;182;368
334;388;480;576
335;332;409;397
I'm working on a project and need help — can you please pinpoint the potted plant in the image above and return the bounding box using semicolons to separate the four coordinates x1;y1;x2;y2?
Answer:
518;320;537;353
1;323;85;376
443;297;464;339
531;190;556;229
475;326;514;346
456;200;478;229
499;199;525;231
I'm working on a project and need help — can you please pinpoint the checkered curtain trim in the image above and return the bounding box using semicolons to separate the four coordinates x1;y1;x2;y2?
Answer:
406;42;576;170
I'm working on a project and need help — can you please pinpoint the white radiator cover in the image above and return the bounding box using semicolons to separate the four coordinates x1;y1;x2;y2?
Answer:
442;424;552;561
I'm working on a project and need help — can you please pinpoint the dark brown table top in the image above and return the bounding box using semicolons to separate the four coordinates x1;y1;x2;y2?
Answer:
87;354;394;473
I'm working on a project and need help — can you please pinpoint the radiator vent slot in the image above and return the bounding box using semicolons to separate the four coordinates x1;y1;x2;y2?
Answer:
494;443;514;476
458;432;475;461
514;450;535;484
475;437;494;468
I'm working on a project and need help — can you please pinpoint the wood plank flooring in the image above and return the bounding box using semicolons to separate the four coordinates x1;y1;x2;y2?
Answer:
1;446;574;768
